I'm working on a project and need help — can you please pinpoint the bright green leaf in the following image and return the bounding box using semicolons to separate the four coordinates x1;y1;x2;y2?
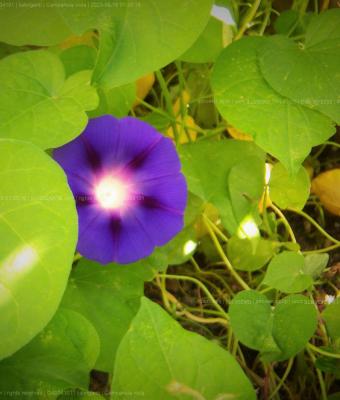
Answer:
323;299;340;341
227;237;279;271
269;162;310;210
0;6;103;46
112;297;256;400
211;36;335;173
260;10;340;123
229;291;278;353
303;253;329;279
62;256;164;372
0;50;98;149
89;83;136;119
60;45;96;78
230;290;318;361
92;0;213;87
0;308;100;399
269;294;317;361
179;140;265;234
0;139;77;360
58;391;105;400
263;251;313;293
179;16;225;63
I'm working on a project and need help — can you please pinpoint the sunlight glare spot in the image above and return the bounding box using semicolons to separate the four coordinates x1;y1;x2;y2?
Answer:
1;245;39;278
237;216;260;239
183;240;197;256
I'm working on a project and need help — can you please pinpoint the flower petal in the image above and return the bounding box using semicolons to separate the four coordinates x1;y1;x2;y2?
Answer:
130;136;182;183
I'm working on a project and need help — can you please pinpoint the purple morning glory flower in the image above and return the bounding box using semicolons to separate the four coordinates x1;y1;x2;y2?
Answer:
54;115;187;264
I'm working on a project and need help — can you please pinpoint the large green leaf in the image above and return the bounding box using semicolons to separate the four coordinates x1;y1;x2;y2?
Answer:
211;36;335;173
111;297;256;400
0;5;104;46
230;290;318;361
0;308;100;399
259;10;340;123
61;257;156;372
0;50;98;149
92;0;213;87
0;140;77;359
179;140;265;233
179;16;225;63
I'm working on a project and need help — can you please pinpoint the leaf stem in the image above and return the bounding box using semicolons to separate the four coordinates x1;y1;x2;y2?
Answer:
287;208;340;245
308;343;340;360
302;243;340;255
235;0;262;40
203;215;250;290
306;347;328;400
157;273;229;320
270;204;297;243
155;69;179;142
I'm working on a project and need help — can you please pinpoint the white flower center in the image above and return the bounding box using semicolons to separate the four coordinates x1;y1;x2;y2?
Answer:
95;176;128;210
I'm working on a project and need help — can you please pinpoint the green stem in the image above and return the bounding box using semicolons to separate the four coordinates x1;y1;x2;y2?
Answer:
269;357;294;400
203;215;250;290
270;204;297;243
235;0;262;40
190;257;201;273
307;347;328;400
155;69;179;142
258;1;272;35
302;243;340;255
287;208;340;245
308;343;340;360
324;140;340;149
157;273;229;320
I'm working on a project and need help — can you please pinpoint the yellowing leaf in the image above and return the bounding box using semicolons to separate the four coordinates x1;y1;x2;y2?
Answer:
60;31;96;50
195;203;220;238
258;186;272;213
173;90;191;116
167;115;198;144
133;72;155;107
228;126;253;141
312;169;340;216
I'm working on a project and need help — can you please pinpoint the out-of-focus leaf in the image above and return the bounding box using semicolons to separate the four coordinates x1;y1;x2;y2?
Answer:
227;125;252;141
179;16;225;63
323;299;340;341
0;309;100;399
0;139;77;360
61;257;155;372
89;83;136;119
167;115;198;143
133;73;155;107
60;45;96;77
312;169;340;216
